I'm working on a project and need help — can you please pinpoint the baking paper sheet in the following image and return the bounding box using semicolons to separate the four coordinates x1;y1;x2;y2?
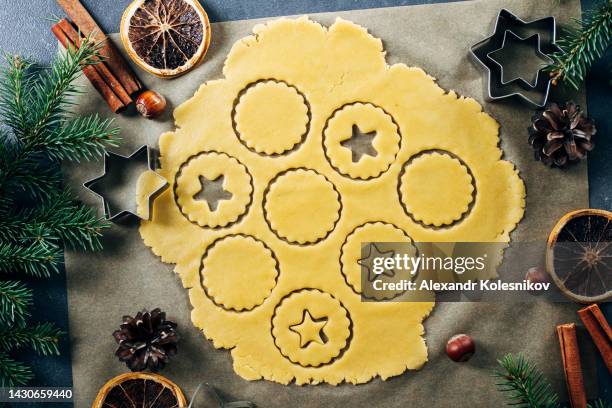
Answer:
63;0;599;406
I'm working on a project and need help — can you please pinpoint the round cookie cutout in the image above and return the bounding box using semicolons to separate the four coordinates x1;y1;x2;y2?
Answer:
272;289;351;367
233;80;310;155
323;103;400;179
341;222;416;300
201;235;278;311
175;152;253;228
399;151;475;227
264;168;341;244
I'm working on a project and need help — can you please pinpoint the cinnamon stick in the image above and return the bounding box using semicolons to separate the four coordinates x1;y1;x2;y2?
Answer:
56;0;141;95
51;23;125;113
578;304;612;374
57;19;132;106
557;323;587;408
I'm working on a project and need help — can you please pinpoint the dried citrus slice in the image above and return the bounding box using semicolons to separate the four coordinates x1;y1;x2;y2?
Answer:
92;372;186;408
120;0;211;78
546;209;612;303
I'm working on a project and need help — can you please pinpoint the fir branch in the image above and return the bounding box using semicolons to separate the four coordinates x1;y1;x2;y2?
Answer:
0;322;63;356
0;351;32;387
495;353;560;408
0;190;109;251
0;240;62;278
0;281;31;326
546;1;612;89
25;37;100;145
40;114;120;162
0;36;116;203
0;55;35;138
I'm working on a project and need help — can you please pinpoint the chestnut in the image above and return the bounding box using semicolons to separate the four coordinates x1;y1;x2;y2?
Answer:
135;90;166;119
446;334;475;362
525;266;549;285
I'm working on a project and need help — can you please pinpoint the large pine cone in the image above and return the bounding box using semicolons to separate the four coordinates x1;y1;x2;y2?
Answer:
113;308;179;372
528;101;596;167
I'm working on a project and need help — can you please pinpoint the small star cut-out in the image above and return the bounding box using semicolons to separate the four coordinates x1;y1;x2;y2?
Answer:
290;310;328;348
358;243;396;282
193;175;233;211
341;124;378;163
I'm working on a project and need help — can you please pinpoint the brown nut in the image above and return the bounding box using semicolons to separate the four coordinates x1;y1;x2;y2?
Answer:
525;266;549;285
135;90;166;119
446;334;475;362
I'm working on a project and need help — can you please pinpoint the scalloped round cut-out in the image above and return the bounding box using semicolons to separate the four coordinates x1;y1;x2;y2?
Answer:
139;17;525;386
324;103;400;179
399;151;475;227
341;222;416;300
272;289;351;367
264;168;341;245
175;152;252;228
201;235;278;311
233;80;310;155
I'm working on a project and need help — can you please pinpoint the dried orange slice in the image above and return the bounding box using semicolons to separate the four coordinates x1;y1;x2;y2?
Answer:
546;209;612;303
120;0;211;78
92;372;186;408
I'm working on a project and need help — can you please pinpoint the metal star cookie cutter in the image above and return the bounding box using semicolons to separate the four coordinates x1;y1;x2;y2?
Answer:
84;145;168;223
469;8;559;107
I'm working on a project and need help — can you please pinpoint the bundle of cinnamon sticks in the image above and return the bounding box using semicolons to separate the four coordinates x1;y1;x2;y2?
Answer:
557;304;612;408
52;0;142;112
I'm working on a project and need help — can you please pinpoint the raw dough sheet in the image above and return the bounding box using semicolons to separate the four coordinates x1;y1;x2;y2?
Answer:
64;0;596;406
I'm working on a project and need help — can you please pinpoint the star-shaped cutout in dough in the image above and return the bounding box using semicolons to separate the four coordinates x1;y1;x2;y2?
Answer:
341;124;378;163
290;310;328;348
488;31;551;88
84;145;168;222
193;175;233;211
358;243;396;282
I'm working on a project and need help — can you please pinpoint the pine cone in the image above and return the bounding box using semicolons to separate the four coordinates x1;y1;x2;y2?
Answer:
528;101;596;167
112;308;179;372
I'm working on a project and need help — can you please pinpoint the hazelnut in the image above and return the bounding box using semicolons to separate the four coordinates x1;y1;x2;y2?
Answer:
525;266;549;285
135;90;166;119
446;334;475;362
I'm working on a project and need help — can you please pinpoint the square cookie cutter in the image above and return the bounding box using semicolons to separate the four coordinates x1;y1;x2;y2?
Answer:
470;8;559;107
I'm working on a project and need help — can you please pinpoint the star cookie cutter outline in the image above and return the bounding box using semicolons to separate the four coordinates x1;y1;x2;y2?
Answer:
469;8;559;108
84;145;168;223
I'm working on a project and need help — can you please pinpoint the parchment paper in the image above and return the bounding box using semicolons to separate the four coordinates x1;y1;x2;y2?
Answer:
63;0;599;406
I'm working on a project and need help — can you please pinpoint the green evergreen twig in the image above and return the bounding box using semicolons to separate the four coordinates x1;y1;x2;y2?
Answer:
0;281;32;326
546;1;612;89
495;353;560;408
0;351;33;387
0;33;120;386
496;353;612;408
0;323;63;356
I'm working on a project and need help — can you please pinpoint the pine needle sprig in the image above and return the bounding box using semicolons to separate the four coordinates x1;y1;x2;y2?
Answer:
0;281;32;326
0;351;33;387
0;190;109;251
0;323;63;356
41;114;120;162
495;353;560;408
25;37;101;144
0;24;119;388
0;240;62;278
0;55;35;138
546;1;612;89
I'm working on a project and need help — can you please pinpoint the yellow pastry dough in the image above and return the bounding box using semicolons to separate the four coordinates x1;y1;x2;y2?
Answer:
138;17;525;385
